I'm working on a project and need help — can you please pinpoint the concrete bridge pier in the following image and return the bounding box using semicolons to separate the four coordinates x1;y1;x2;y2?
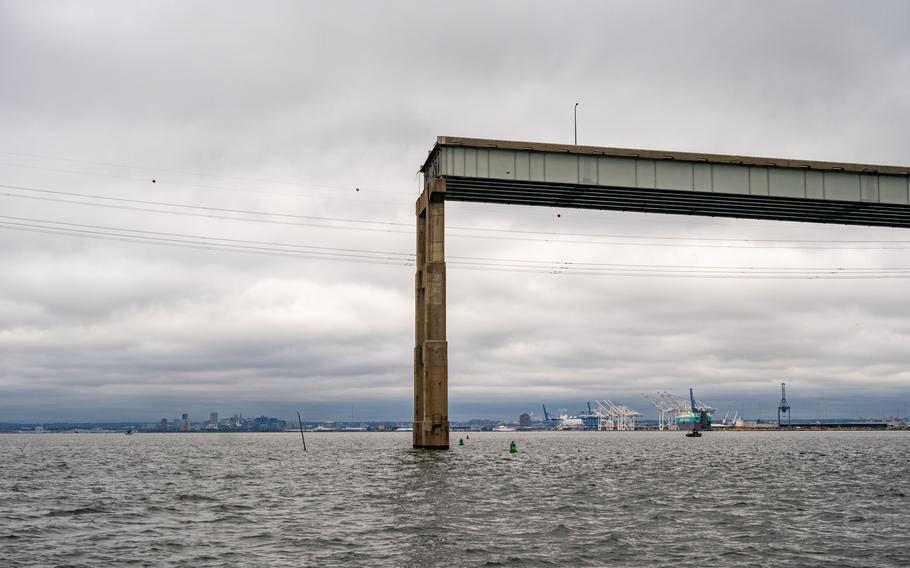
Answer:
414;178;449;449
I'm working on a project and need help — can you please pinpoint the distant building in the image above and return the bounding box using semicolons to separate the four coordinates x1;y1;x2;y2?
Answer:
209;412;218;427
253;415;287;432
519;413;531;428
159;418;168;431
180;413;189;431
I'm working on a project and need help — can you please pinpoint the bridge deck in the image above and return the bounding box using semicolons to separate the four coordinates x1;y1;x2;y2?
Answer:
422;137;910;228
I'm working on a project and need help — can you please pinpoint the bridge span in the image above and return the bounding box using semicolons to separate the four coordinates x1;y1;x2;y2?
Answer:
413;136;910;449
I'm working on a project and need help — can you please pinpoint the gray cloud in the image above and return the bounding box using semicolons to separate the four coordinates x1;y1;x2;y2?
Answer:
1;0;909;423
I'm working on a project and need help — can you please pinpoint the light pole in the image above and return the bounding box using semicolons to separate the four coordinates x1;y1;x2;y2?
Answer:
574;102;579;145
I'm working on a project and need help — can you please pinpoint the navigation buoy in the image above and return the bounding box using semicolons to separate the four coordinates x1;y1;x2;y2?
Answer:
509;441;517;454
458;437;464;446
151;179;156;183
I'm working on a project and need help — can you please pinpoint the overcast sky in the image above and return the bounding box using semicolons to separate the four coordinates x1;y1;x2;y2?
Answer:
2;0;909;423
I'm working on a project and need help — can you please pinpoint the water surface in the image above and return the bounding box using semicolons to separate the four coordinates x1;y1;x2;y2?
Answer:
1;431;908;567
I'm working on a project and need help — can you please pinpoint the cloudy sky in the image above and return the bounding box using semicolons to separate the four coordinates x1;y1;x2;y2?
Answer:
2;0;909;423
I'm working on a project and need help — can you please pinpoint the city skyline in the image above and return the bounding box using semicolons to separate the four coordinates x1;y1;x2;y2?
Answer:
4;389;908;424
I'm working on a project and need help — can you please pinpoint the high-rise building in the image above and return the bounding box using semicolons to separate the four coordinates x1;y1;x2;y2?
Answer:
519;413;531;428
209;412;218;426
180;413;189;431
159;418;168;431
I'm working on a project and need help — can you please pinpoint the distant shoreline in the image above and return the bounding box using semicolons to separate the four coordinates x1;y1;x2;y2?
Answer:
2;426;906;434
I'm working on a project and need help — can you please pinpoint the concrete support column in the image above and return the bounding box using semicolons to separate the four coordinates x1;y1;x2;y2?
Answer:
414;178;448;449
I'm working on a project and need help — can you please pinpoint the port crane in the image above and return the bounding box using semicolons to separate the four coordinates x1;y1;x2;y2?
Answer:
778;382;791;427
588;400;642;431
712;411;744;429
542;405;555;429
642;393;674;430
686;387;713;432
643;391;715;430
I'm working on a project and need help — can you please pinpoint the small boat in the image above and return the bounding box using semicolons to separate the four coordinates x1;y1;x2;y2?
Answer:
125;429;134;435
685;430;701;438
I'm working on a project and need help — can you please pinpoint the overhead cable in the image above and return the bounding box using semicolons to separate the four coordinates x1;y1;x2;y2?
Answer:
0;161;413;205
4;182;910;250
3;215;910;279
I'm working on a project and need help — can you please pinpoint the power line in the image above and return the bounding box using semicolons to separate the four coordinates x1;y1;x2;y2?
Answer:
0;183;414;228
3;214;910;279
0;214;415;258
1;186;415;236
447;254;910;273
447;262;910;280
0;220;414;267
5;182;910;250
0;161;412;205
13;212;904;273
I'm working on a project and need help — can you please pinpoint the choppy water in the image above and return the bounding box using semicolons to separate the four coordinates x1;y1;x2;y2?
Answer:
1;431;908;567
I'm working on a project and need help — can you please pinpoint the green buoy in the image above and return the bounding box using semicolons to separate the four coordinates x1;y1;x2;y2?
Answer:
509;441;517;453
458;437;464;446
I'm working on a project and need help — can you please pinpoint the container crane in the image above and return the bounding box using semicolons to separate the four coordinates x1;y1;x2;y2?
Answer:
542;404;555;429
778;382;791;427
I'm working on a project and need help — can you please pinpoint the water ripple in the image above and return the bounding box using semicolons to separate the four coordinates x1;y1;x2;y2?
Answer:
1;431;909;566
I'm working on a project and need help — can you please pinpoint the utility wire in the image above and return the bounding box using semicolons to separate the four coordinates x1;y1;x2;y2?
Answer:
10;212;904;273
1;187;414;236
0;214;415;258
446;254;910;273
4;182;910;250
3;214;910;279
448;263;910;280
0;221;414;266
448;259;910;277
0;183;414;227
0;161;412;206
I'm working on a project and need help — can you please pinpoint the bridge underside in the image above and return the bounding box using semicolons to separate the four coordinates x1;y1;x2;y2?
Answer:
443;176;910;228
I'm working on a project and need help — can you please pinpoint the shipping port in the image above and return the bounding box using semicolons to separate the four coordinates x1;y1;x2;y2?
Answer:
508;383;906;433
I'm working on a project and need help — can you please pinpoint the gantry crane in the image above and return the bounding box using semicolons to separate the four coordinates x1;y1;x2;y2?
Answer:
778;382;791;427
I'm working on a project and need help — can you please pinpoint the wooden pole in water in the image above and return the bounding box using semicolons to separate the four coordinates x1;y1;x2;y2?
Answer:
296;410;307;451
